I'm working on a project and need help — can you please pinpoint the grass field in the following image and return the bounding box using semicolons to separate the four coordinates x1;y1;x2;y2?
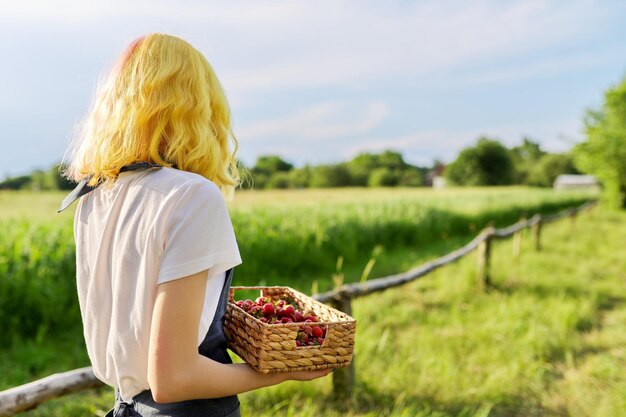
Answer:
4;187;623;416
0;187;592;347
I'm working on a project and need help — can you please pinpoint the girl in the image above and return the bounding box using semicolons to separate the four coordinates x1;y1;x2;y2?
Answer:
60;33;331;417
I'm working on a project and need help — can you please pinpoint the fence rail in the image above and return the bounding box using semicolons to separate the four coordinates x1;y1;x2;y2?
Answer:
0;200;597;416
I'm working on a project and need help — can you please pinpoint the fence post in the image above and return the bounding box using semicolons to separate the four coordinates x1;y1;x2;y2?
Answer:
569;209;577;229
512;216;525;258
587;202;596;218
476;228;493;290
532;215;542;251
330;294;355;400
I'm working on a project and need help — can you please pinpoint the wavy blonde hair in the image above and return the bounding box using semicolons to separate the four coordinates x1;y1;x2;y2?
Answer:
62;33;240;197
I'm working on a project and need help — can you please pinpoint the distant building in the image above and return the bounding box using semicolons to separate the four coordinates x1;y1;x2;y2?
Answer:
433;176;446;189
426;163;446;187
553;175;600;191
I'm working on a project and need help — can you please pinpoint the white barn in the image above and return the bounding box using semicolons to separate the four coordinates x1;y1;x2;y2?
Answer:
553;175;599;190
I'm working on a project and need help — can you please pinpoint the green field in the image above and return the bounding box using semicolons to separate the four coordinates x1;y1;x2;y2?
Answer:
4;187;624;416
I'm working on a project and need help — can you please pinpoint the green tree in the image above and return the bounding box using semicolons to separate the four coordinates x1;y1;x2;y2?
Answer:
288;166;312;188
378;150;406;170
252;155;294;176
30;169;56;191
347;153;379;186
445;137;515;186
51;164;75;190
368;167;398;186
266;171;291;189
251;155;294;189
510;138;546;184
574;77;626;208
309;164;351;188
527;153;579;187
398;167;424;187
347;150;423;187
0;175;32;190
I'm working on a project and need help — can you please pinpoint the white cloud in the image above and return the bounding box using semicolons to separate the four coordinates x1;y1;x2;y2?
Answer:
0;0;622;176
2;0;616;94
237;101;389;141
216;0;615;93
453;47;626;87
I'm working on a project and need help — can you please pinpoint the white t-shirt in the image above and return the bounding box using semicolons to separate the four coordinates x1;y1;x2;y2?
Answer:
73;167;242;403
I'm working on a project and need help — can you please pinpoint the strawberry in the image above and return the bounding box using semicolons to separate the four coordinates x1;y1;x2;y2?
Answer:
250;305;264;318
294;311;305;322
281;317;293;324
283;305;296;316
262;303;275;316
296;332;306;340
311;326;323;338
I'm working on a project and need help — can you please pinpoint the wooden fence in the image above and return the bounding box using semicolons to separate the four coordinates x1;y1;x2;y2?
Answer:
0;200;597;416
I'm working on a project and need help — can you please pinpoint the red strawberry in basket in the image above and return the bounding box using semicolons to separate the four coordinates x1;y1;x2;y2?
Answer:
311;326;324;338
262;303;275;316
283;305;296;316
294;311;305;322
249;305;263;318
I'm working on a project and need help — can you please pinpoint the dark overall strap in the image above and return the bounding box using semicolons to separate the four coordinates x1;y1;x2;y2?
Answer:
57;162;163;213
104;399;141;417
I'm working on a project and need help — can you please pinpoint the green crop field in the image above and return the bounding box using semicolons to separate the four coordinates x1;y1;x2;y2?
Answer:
4;187;624;417
0;187;592;347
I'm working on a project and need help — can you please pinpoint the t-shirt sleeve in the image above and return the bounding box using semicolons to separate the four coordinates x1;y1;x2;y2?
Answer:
157;181;242;285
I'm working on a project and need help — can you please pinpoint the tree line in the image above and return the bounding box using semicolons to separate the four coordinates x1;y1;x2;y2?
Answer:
0;142;577;192
240;140;580;190
1;75;625;207
0;164;75;191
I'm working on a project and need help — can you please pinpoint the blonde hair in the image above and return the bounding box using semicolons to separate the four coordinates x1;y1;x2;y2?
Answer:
62;33;240;197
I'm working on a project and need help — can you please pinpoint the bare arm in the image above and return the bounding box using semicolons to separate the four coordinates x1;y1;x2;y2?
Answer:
147;269;331;403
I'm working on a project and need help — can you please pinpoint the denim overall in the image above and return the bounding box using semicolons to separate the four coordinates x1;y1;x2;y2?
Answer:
104;267;241;417
58;163;241;417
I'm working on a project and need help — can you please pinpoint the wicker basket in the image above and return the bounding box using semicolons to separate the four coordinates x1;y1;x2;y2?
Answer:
224;286;356;373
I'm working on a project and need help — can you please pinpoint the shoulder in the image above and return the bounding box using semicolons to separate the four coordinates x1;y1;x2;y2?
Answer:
144;167;224;203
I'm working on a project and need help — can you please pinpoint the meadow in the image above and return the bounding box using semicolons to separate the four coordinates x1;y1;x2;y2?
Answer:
3;187;622;417
0;187;591;347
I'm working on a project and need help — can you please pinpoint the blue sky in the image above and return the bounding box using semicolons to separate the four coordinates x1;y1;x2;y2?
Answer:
1;0;626;178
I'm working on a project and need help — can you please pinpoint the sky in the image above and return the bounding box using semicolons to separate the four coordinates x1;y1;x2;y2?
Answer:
1;0;626;178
